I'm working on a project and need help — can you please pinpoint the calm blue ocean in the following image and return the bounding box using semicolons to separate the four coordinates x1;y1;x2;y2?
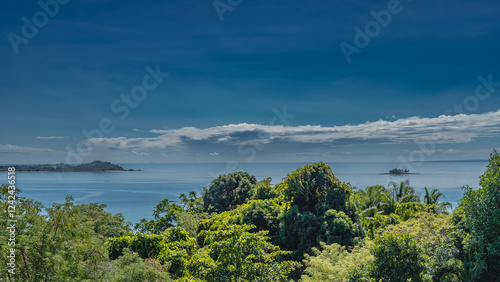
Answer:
1;161;488;224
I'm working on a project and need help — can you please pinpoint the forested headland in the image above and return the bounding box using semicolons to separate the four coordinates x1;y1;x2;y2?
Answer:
1;150;499;281
0;160;137;172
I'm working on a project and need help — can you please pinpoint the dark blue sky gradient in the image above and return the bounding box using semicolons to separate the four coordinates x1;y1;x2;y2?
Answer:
0;0;499;163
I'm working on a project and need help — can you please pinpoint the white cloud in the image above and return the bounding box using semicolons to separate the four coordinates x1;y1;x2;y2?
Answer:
209;152;220;156
412;149;463;155
87;110;500;150
132;151;150;156
0;144;57;153
36;136;70;139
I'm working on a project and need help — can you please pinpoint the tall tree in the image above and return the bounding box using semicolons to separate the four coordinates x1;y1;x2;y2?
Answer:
458;150;500;280
423;187;452;213
277;163;363;261
279;162;350;213
202;172;257;213
134;199;182;234
382;180;420;214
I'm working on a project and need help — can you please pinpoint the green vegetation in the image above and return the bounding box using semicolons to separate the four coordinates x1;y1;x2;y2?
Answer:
107;227;196;279
1;150;499;281
388;168;410;174
384;168;418;175
370;232;426;281
193;224;299;281
0;160;136;172
202;171;257;213
455;149;500;280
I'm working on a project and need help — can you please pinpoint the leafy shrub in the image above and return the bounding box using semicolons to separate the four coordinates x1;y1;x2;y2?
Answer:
192;224;299;281
105;248;172;281
371;232;426;282
107;227;196;279
301;242;373;282
279;205;364;261
197;199;284;246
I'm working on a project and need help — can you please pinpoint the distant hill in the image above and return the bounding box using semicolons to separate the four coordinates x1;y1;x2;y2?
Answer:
0;161;137;172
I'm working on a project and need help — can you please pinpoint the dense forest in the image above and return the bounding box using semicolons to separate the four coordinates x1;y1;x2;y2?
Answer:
1;150;499;281
0;160;134;172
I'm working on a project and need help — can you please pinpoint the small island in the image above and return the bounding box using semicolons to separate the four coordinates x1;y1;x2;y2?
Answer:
0;160;139;172
381;168;419;175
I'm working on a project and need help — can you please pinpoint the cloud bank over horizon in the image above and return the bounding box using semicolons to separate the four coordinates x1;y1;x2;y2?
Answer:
1;110;499;164
88;110;500;149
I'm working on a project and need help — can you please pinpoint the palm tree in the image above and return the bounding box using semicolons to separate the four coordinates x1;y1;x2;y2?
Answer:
423;187;452;213
356;185;389;218
390;179;419;202
349;185;391;238
379;180;420;214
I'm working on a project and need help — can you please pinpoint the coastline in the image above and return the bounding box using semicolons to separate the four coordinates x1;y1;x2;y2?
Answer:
0;170;140;173
0;160;140;173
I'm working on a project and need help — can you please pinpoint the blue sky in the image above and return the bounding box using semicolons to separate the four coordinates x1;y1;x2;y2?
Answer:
0;0;499;164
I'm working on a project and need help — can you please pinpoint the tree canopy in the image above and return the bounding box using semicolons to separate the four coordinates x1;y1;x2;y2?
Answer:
455;150;500;280
202;171;257;213
2;151;500;281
